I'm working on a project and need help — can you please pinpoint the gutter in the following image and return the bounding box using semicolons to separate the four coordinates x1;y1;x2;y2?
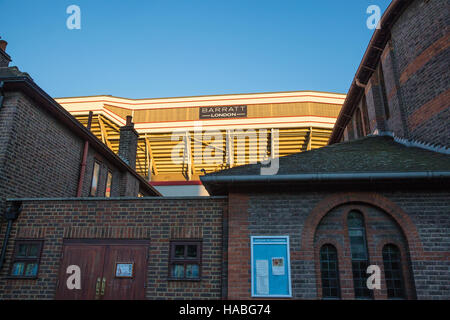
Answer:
201;171;450;193
201;171;450;184
0;201;22;272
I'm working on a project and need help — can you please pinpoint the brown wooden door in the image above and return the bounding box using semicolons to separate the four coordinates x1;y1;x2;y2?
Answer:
55;244;106;300
56;240;148;300
101;245;147;300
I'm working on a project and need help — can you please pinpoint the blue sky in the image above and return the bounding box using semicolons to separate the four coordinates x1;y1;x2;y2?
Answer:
0;0;391;98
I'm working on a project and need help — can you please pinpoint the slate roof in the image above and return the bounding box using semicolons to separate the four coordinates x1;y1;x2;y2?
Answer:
205;135;450;177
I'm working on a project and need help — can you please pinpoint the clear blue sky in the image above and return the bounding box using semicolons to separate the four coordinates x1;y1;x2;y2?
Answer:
0;0;391;98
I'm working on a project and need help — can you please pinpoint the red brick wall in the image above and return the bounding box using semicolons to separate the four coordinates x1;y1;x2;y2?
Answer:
0;197;227;299
227;193;251;299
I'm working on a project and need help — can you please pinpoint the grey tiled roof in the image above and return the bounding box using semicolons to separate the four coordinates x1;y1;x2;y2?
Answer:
205;136;450;177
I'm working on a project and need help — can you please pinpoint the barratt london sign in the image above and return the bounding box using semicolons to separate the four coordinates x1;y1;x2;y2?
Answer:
199;105;247;119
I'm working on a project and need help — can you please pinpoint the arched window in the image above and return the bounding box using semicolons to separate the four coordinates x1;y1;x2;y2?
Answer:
347;210;373;299
383;244;406;299
320;244;341;299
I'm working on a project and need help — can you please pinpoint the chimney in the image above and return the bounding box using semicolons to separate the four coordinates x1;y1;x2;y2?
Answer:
0;38;12;67
118;115;138;169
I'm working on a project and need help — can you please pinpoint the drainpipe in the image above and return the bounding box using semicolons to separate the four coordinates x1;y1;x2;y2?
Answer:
0;82;5;227
0;201;22;272
355;78;366;89
0;81;5;111
76;111;93;197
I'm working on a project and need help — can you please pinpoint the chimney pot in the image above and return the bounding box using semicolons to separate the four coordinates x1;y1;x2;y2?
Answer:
126;115;133;126
0;39;11;67
0;40;7;52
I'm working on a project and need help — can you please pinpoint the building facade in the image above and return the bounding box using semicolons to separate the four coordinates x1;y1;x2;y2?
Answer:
0;64;160;209
0;0;448;300
0;197;226;299
202;136;450;300
201;0;450;300
329;0;449;149
56;91;345;196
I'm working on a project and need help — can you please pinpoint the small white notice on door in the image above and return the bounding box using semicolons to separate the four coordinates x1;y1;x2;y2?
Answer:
255;260;269;295
272;257;285;275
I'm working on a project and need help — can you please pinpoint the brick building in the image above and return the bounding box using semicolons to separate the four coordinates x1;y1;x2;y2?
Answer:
0;57;160;213
202;136;450;299
329;0;449;148
0;0;448;300
202;0;450;300
0;197;226;299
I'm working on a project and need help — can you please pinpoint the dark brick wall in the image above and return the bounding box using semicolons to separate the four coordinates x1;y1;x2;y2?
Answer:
391;0;450;146
81;148;122;197
119;171;140;197
0;92;82;214
380;45;407;138
118;124;138;169
0;50;10;67
226;190;450;300
0;197;227;299
345;72;389;141
383;191;450;299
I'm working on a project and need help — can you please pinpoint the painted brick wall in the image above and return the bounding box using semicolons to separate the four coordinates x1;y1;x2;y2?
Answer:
0;197;227;299
226;190;450;300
